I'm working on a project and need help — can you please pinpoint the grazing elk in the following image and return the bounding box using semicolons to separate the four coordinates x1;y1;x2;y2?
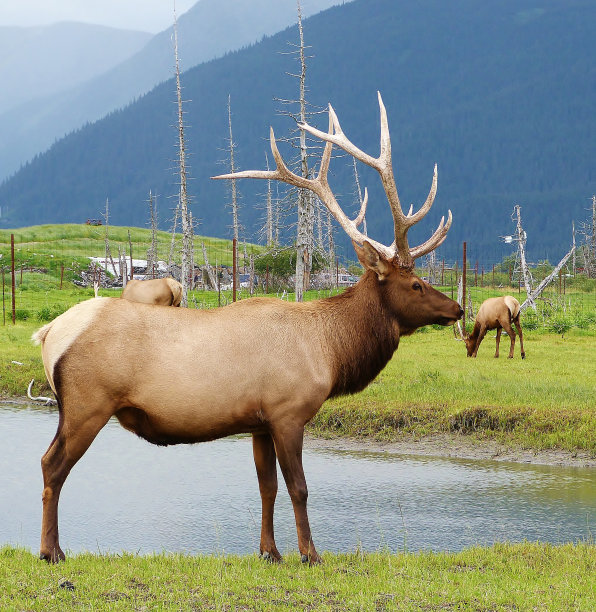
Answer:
462;296;525;358
120;277;183;306
34;92;462;564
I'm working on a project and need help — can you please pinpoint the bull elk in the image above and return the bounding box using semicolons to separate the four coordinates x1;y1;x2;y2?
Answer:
121;277;182;306
33;92;462;564
461;296;525;358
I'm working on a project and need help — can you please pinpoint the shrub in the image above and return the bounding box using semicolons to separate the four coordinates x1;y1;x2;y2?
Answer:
549;317;572;337
14;308;30;321
522;311;540;330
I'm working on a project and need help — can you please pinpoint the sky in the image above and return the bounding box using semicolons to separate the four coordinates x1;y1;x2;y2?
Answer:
0;0;197;33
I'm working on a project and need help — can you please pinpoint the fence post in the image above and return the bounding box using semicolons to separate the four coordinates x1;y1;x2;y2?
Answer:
462;242;467;332
11;233;16;324
232;237;237;303
2;268;5;325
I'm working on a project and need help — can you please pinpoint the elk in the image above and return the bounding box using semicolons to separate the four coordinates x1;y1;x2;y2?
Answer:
120;277;182;306
33;92;462;564
462;296;525;358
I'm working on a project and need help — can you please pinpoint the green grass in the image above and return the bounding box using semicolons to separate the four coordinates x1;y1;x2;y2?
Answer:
1;542;594;610
311;327;596;454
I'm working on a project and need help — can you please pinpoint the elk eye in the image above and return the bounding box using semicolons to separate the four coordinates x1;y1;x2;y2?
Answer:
413;282;422;291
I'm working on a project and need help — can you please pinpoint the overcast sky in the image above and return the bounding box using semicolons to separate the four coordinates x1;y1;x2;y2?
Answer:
0;0;197;33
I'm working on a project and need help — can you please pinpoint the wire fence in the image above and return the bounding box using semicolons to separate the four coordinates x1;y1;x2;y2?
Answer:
1;227;595;333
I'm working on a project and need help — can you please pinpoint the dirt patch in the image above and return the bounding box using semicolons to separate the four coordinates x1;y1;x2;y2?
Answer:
304;433;596;468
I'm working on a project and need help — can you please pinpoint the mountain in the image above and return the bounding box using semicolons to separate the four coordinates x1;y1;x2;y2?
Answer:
0;0;351;181
0;22;151;115
0;0;594;264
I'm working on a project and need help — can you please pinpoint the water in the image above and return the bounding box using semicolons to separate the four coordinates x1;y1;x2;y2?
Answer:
1;405;594;556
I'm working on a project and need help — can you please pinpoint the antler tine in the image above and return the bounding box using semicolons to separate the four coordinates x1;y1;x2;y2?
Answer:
406;164;438;226
353;187;368;227
409;210;452;259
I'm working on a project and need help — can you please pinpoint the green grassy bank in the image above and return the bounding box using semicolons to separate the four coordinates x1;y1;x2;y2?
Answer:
1;543;594;611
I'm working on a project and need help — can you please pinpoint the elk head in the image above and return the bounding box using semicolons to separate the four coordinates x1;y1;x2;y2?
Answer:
214;92;462;331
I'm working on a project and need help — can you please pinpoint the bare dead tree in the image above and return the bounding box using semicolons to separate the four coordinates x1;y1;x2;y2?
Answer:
102;198;118;277
146;190;158;277
201;241;218;289
127;230;134;281
514;204;533;300
578;195;596;278
168;200;179;275
572;220;576;276
173;8;192;306
225;95;241;290
275;1;318;301
520;247;575;312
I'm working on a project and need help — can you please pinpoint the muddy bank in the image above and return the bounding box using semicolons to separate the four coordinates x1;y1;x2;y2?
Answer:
4;397;594;468
305;433;596;468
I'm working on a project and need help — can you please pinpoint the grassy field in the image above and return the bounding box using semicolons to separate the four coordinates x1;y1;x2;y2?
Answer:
2;542;594;610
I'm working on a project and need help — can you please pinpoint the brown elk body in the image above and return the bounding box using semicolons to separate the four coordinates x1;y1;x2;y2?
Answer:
34;93;463;564
120;277;182;306
464;296;525;358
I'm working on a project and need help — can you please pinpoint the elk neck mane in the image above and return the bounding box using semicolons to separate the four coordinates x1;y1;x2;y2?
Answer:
317;270;401;398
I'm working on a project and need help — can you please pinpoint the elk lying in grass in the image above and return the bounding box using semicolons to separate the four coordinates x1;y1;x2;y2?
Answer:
33;92;462;564
120;277;182;306
462;296;525;358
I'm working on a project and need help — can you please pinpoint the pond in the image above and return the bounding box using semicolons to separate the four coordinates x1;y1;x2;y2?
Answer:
1;405;594;557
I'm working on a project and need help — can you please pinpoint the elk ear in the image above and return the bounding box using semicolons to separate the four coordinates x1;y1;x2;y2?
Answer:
353;241;392;280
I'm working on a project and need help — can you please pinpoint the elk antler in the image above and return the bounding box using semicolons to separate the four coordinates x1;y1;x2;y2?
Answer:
213;92;451;268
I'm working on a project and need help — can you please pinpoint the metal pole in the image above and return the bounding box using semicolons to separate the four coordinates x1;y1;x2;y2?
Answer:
11;234;16;324
462;242;467;332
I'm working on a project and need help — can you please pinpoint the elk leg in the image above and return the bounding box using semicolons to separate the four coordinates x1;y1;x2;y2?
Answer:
252;432;282;562
514;317;525;359
472;325;487;357
502;320;516;358
494;327;502;358
272;423;321;565
40;413;109;562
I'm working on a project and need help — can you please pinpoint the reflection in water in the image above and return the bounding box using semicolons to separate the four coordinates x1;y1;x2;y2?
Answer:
1;405;594;556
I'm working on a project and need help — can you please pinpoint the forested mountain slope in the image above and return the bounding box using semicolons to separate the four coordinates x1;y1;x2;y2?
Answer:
1;0;593;263
0;0;347;181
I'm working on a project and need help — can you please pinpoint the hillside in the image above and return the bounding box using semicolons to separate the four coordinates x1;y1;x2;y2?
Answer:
0;22;151;116
0;0;594;263
0;0;348;181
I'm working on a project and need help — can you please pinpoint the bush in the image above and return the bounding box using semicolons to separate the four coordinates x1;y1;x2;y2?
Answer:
37;304;69;321
14;308;30;321
549;317;572;337
573;312;596;330
522;312;540;331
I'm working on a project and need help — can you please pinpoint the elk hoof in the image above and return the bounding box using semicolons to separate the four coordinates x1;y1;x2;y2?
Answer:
260;551;282;564
521;353;526;359
40;547;65;563
301;553;323;565
58;579;75;591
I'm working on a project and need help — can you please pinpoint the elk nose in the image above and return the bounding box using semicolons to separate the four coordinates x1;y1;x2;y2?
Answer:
457;307;464;320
